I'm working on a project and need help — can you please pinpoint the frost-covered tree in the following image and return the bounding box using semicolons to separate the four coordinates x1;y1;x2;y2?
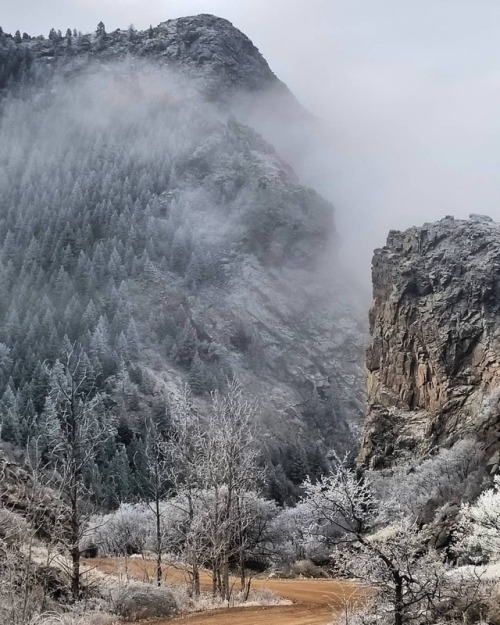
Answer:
83;502;151;557
369;439;484;522
95;21;106;39
42;345;113;599
166;381;264;599
301;460;481;625
188;352;207;395
458;475;500;562
139;411;173;586
0;386;20;444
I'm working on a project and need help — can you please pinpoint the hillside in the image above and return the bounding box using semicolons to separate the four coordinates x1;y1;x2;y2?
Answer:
0;16;365;505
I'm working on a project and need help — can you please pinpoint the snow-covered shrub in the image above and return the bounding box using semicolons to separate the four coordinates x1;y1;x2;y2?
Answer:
0;507;30;545
300;458;492;625
290;559;327;578
83;503;152;556
369;439;484;521
457;475;500;562
271;501;324;564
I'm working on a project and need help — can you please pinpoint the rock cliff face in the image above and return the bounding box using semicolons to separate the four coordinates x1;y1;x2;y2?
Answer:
360;215;500;468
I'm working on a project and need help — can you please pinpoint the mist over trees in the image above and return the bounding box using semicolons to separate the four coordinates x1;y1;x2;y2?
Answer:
0;37;359;506
3;15;500;625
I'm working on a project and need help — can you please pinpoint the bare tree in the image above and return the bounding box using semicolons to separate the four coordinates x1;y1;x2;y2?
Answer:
141;414;172;586
303;460;487;625
42;344;112;600
167;381;264;600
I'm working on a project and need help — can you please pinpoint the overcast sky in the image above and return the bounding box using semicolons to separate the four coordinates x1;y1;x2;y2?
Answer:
3;1;500;278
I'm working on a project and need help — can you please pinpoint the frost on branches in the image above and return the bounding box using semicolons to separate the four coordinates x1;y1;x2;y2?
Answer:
302;460;486;625
458;475;500;563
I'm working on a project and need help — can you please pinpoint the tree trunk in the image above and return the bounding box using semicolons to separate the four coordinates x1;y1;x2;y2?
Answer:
217;568;222;598
243;576;252;602
155;495;162;586
212;565;217;598
222;558;230;601
394;575;404;625
192;563;200;597
71;543;80;600
239;547;245;593
70;486;80;601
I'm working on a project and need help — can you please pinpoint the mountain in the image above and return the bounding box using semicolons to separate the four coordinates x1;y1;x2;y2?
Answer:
0;16;365;504
359;215;500;472
0;15;298;106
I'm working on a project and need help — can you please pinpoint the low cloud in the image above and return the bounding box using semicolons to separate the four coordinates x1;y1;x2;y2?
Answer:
3;0;500;283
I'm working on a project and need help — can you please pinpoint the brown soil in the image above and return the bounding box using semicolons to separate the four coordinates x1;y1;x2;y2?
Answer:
89;558;368;625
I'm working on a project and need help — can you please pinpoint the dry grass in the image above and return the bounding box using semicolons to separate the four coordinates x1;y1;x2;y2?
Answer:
30;613;115;625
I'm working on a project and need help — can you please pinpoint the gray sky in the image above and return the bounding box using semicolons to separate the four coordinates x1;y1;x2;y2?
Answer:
4;0;500;278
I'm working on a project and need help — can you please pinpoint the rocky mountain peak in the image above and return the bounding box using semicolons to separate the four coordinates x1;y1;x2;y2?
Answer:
0;14;284;102
155;14;279;92
359;215;500;468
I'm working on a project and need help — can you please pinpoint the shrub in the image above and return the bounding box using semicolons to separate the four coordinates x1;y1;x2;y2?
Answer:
0;507;30;545
33;613;115;625
114;586;178;621
369;439;484;522
290;559;328;579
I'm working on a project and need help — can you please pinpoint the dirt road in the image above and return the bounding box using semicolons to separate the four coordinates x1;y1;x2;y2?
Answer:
90;558;367;625
170;577;364;625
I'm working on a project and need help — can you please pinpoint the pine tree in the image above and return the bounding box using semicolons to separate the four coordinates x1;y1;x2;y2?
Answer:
125;319;140;360
175;321;198;368
189;352;206;395
95;22;106;39
108;444;132;506
128;24;137;42
0;386;21;444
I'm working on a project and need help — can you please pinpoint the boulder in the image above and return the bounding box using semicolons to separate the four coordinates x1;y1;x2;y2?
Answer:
115;586;178;621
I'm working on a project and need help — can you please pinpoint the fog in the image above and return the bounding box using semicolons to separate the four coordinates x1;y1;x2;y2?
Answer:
4;0;500;281
0;58;364;456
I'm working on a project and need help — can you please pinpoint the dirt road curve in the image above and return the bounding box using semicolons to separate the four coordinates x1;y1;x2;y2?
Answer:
170;577;362;625
90;558;366;625
167;580;359;625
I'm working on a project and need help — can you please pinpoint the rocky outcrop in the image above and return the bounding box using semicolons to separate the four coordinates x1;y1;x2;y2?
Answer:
0;15;289;103
360;215;500;468
0;449;67;540
154;15;281;95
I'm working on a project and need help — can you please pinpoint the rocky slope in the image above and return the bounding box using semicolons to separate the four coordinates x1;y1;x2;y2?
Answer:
359;215;500;469
0;448;66;540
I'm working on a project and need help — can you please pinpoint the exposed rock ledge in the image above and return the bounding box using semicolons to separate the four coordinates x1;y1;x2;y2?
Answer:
359;215;500;468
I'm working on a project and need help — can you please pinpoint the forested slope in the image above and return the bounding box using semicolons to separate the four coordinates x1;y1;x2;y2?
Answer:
0;16;364;506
